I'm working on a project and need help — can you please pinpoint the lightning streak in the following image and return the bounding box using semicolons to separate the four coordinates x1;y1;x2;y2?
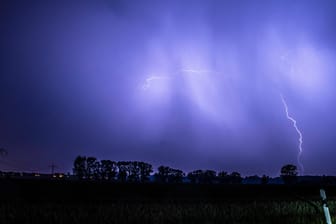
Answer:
141;75;171;90
141;69;215;90
280;94;304;174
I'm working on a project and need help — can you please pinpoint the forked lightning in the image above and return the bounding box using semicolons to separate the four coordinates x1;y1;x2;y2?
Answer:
281;94;304;174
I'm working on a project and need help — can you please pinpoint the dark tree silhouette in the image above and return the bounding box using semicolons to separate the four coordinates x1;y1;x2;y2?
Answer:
217;171;229;184
73;156;87;179
86;157;99;179
203;170;217;184
280;164;298;184
167;168;185;183
100;160;117;180
187;170;201;183
155;166;184;183
128;161;141;182
261;175;270;184
71;156;250;185
115;161;153;182
187;170;200;183
156;166;171;183
228;172;243;184
245;175;261;184
138;162;153;182
187;170;217;184
117;161;130;182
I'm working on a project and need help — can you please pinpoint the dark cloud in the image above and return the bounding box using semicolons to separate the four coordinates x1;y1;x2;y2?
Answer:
1;0;336;176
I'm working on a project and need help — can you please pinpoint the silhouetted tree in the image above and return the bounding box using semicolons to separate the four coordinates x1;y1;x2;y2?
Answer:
228;172;242;184
73;156;154;182
138;162;153;182
156;166;171;183
261;175;269;184
203;170;217;184
86;157;99;179
128;161;141;182
73;156;87;179
188;170;200;183
155;166;184;183
167;168;185;183
117;161;130;182
187;170;217;184
281;164;298;184
245;175;261;184
100;160;117;180
187;170;201;183
217;171;229;184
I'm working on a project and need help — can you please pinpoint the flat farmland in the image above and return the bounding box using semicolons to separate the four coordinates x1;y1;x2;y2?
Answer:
0;179;335;224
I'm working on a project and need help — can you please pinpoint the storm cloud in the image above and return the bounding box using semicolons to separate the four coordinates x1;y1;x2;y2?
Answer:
1;0;336;176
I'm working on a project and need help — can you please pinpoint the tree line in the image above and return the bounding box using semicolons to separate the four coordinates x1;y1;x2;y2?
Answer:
73;156;248;184
73;156;153;182
73;156;299;184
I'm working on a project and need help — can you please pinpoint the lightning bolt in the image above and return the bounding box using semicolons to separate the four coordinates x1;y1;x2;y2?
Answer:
141;69;216;90
280;94;304;175
141;75;171;90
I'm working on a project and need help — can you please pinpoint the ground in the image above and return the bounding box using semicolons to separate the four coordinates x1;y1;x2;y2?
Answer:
0;179;334;224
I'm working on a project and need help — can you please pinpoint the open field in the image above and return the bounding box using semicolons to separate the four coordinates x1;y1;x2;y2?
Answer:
0;179;335;223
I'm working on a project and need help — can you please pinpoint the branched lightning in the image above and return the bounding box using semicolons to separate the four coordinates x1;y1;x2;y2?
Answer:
280;94;304;174
141;75;171;90
141;69;216;90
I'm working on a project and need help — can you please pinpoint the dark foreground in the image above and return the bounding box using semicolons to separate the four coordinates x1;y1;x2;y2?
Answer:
0;179;335;224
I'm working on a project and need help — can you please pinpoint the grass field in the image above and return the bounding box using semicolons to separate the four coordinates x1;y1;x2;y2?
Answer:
0;179;335;223
1;200;333;224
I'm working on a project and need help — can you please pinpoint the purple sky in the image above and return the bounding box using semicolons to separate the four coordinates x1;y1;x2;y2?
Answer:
1;0;336;176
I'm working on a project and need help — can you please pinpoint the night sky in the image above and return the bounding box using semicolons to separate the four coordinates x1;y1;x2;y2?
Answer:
1;0;336;176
